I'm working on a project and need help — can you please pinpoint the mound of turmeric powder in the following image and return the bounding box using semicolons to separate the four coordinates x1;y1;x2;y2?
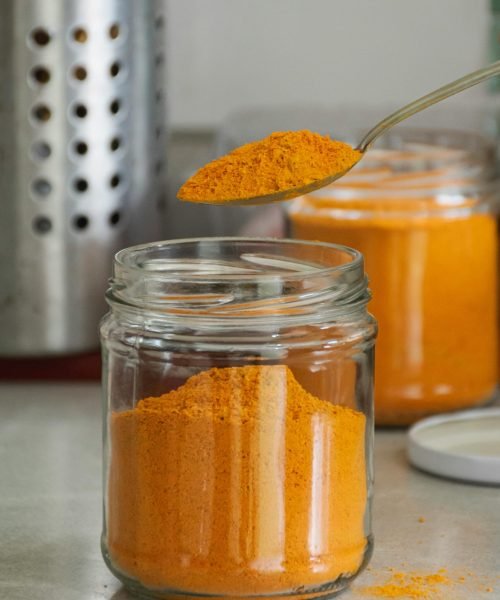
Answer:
106;365;368;596
177;130;361;203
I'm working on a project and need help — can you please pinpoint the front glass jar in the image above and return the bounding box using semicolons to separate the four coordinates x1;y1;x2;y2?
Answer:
289;128;499;426
100;238;376;600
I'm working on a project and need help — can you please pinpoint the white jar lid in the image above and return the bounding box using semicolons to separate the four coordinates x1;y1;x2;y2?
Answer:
407;408;500;485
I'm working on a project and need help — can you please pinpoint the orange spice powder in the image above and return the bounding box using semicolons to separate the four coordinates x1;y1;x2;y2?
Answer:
106;365;368;595
358;567;498;598
177;130;360;203
359;569;452;598
289;192;498;425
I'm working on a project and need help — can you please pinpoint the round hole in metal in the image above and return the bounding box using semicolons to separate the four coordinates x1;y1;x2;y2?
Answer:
109;23;120;39
72;27;88;43
31;141;51;160
73;215;89;231
74;178;89;193
110;137;121;152
110;99;121;115
110;174;121;188
155;54;164;67
74;141;88;155
32;104;52;122
73;104;88;118
31;28;51;46
31;66;51;84
109;211;121;226
32;178;52;197
110;61;121;77
33;216;52;234
155;15;165;28
73;66;87;81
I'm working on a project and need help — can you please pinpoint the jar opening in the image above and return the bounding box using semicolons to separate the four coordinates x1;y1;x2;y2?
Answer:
109;237;369;323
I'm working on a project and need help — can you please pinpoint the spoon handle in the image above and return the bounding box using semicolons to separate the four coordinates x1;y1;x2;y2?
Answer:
357;60;500;152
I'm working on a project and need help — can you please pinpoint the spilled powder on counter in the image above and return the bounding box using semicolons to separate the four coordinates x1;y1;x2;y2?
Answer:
359;568;450;598
357;567;497;599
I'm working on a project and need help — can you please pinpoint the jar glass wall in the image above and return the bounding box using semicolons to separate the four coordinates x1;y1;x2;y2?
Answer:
100;238;376;600
289;128;499;426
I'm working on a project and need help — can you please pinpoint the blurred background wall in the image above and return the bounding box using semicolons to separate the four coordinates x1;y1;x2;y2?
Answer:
167;0;490;129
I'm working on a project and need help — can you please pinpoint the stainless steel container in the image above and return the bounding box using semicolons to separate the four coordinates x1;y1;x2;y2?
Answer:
0;0;166;356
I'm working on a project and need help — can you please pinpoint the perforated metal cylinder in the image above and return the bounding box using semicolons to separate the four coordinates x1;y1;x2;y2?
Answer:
0;0;166;356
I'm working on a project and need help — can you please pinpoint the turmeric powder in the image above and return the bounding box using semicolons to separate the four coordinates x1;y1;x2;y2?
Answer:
106;365;368;595
358;567;497;598
289;147;498;425
177;130;360;203
359;568;452;598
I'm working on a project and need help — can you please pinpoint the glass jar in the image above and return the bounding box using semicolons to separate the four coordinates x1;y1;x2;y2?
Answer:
289;128;499;426
100;238;376;600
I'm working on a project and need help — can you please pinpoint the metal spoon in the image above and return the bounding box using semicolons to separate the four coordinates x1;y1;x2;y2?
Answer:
191;60;500;206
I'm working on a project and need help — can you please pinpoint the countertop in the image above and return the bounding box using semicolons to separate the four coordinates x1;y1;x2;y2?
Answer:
1;383;499;600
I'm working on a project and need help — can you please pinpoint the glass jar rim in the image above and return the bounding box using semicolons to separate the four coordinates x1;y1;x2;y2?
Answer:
357;127;495;168
114;236;363;280
108;237;371;325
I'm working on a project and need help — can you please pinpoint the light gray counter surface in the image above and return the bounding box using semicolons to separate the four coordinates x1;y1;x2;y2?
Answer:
1;383;499;600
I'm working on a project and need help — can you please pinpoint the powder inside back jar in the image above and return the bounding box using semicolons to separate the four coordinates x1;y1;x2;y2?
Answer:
106;365;368;596
289;130;499;425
